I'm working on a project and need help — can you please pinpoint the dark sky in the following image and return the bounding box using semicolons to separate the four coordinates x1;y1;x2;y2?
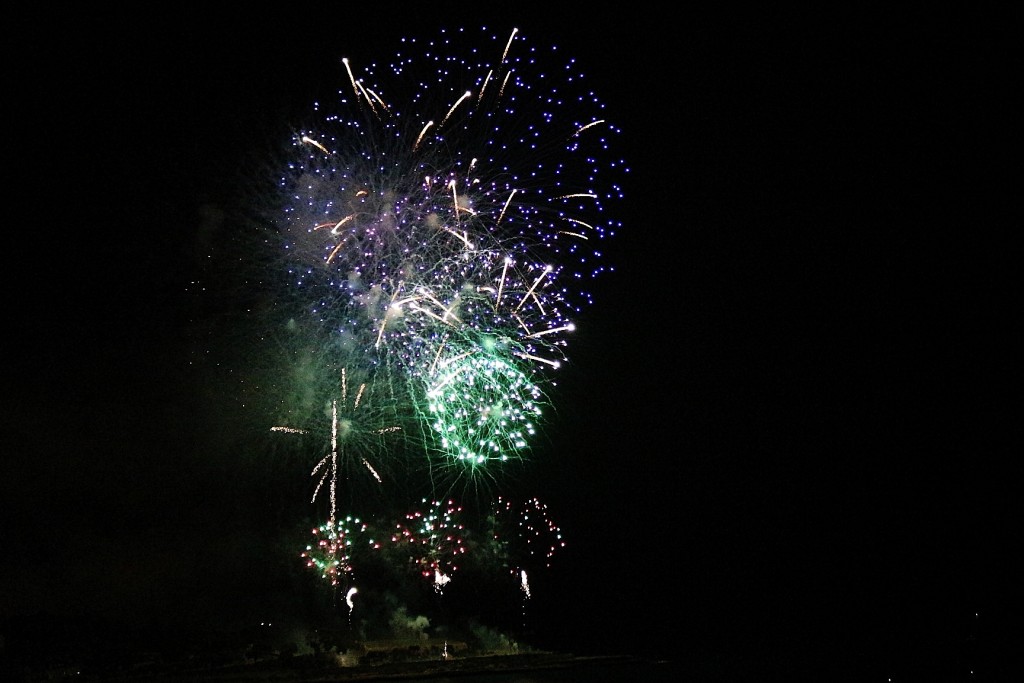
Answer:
3;6;1016;679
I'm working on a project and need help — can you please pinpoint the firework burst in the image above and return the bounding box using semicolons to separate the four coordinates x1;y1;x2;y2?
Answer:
491;495;565;576
233;25;626;628
272;363;407;517
272;26;625;418
389;498;468;591
301;515;369;587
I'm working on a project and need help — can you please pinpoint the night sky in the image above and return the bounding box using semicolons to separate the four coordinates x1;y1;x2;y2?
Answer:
3;6;1016;680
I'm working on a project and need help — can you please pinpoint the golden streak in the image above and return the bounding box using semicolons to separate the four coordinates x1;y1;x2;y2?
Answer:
342;57;358;96
326;239;346;265
499;70;512;100
331;400;338;449
374;311;389;348
301;136;330;155
495;257;511;310
408;303;457;327
429;335;449;375
516;266;553;312
411;287;463;324
427;370;464;397
440;91;473;130
528;323;576;338
479;70;493;105
313;215;355;234
501;28;518;64
415;288;446;312
355;80;377;112
450;180;460;229
554;192;597;199
311;458;329;477
572;120;605;137
311;466;330;504
515;351;561;369
393;294;423;307
557;230;587;240
441;225;474;249
566;217;596;231
365;86;389;111
497;189;517;225
531;290;547;316
413;120;434;152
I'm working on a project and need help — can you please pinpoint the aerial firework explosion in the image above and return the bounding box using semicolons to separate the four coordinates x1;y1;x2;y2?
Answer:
301;515;371;588
223;24;625;638
270;25;625;480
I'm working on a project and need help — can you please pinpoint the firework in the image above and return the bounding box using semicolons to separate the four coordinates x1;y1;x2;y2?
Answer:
389;498;468;590
267;26;626;469
272;362;408;517
491;496;565;575
423;341;543;465
301;515;370;587
246;26;624;625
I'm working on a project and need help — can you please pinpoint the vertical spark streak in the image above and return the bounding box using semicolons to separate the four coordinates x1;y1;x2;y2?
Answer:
341;57;358;96
440;91;473;130
497;189;517;225
330;399;338;517
495;257;511;311
501;28;518;64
